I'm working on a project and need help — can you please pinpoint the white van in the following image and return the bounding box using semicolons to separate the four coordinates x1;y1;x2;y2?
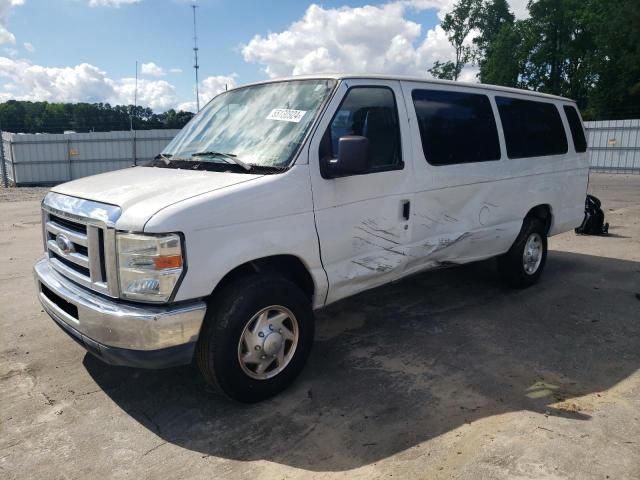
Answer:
34;75;589;402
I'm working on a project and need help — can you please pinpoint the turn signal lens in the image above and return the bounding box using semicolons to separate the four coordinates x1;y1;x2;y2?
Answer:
153;255;183;270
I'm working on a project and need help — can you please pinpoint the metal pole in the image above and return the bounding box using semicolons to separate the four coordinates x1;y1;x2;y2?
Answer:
132;60;138;165
130;60;138;131
66;138;72;181
192;4;200;112
133;130;137;166
9;140;16;186
134;60;138;114
0;120;8;188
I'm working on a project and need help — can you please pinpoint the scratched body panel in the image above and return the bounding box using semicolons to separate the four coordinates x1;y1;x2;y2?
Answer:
144;77;587;310
307;79;415;304
400;80;589;276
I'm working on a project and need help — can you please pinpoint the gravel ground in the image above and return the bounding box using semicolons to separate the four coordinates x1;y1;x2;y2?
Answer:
1;173;639;480
0;184;49;203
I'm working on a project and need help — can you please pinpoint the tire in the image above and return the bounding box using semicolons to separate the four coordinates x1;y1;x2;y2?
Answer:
196;273;314;403
498;217;548;288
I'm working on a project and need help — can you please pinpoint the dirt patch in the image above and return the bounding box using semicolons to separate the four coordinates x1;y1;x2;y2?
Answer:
0;185;50;203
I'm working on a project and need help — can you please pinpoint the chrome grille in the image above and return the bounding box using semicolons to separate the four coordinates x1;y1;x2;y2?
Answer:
42;192;121;297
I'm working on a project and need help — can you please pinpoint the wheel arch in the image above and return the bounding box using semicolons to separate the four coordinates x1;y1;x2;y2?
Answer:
524;204;553;235
210;254;316;303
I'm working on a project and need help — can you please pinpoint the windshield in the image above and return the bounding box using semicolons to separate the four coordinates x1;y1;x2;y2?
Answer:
162;79;337;169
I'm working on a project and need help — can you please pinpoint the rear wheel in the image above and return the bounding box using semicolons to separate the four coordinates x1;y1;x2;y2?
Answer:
498;217;547;288
196;274;314;402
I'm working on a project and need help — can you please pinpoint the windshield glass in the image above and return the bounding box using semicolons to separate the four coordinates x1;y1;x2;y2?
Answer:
162;79;337;168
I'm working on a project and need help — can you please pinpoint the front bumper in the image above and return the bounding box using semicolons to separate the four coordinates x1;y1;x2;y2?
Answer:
34;258;207;368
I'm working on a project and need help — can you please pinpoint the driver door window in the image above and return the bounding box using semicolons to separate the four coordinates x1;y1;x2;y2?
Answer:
320;87;403;174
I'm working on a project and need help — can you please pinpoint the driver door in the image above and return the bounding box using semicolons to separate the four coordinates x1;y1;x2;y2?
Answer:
308;79;414;304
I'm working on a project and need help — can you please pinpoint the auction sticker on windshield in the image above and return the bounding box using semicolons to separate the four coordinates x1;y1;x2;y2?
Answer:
266;109;307;123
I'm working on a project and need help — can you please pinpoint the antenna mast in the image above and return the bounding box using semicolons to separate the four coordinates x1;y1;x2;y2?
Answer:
192;4;200;112
130;60;138;131
134;60;138;111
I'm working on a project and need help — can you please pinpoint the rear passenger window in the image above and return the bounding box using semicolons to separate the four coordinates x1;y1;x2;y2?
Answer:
322;87;402;172
496;97;568;158
563;105;587;152
412;89;501;166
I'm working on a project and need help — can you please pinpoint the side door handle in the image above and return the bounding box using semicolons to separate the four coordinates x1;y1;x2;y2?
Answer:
402;200;411;221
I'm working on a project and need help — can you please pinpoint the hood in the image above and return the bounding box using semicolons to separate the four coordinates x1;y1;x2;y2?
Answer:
52;166;263;230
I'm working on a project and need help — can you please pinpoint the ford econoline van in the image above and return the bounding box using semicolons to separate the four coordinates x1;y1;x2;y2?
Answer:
34;75;589;402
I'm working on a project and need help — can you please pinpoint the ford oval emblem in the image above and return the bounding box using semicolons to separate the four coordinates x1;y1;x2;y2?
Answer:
56;234;75;254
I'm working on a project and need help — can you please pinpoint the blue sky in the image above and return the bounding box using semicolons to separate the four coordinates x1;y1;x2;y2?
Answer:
13;0;436;86
0;0;527;111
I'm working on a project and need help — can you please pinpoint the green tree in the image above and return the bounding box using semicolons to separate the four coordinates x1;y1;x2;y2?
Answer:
585;0;640;119
429;0;481;80
474;0;516;83
0;101;195;133
512;0;597;110
428;60;459;80
477;0;598;109
480;22;525;87
473;0;515;60
434;0;640;119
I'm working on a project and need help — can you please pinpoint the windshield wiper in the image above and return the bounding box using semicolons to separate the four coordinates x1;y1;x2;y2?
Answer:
192;151;252;171
154;153;173;165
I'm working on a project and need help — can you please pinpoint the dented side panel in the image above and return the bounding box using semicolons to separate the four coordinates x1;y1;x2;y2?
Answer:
308;79;415;304
400;81;589;276
309;80;588;306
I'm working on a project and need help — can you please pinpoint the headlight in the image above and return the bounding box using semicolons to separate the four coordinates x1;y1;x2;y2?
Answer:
116;232;184;303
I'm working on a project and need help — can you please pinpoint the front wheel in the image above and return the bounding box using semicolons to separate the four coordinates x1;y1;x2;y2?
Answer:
498;218;548;288
196;274;314;402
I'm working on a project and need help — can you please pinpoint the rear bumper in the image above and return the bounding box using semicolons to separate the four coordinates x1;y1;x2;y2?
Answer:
34;258;207;368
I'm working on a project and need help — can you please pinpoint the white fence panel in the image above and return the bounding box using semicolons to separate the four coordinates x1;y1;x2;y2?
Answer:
585;119;640;173
1;129;179;186
3;121;639;186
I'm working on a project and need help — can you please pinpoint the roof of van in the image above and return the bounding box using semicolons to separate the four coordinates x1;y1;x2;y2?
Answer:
234;73;574;103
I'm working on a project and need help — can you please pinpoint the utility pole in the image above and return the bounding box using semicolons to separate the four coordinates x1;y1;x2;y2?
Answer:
130;60;138;131
131;60;138;166
134;59;138;114
192;3;200;112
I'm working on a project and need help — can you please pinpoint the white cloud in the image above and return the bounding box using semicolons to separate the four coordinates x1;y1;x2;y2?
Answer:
175;100;197;113
140;61;165;77
242;3;451;79
200;74;236;100
404;0;529;20
401;0;455;19
110;77;177;110
0;0;25;45
0;55;237;112
508;0;529;20
177;74;237;112
458;64;479;82
23;41;33;52
88;0;141;7
242;1;530;80
0;57;115;103
0;56;179;110
169;68;182;74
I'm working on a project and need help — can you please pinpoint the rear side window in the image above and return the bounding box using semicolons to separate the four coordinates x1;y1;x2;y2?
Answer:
412;89;501;165
496;97;568;158
563;105;587;152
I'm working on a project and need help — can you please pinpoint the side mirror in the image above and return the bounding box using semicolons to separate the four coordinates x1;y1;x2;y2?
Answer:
327;135;370;177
